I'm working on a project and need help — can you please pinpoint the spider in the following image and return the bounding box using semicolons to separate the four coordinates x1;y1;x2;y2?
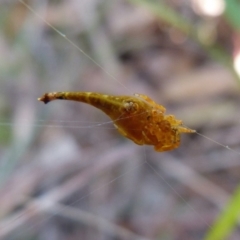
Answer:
38;92;195;152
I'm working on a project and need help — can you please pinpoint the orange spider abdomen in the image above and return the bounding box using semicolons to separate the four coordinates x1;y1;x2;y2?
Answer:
38;92;195;152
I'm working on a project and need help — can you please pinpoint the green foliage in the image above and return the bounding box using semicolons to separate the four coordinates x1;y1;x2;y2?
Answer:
224;0;240;30
205;184;240;240
0;123;11;145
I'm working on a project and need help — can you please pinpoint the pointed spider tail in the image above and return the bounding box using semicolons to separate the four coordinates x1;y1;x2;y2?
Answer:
38;92;64;104
38;92;92;104
178;126;196;134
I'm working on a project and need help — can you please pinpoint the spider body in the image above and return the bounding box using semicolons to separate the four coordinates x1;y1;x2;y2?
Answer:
38;92;195;152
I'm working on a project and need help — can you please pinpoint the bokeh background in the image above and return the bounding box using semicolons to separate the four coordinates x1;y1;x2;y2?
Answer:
0;0;240;239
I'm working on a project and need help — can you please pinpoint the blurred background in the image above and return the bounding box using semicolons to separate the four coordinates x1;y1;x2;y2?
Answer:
0;0;240;239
